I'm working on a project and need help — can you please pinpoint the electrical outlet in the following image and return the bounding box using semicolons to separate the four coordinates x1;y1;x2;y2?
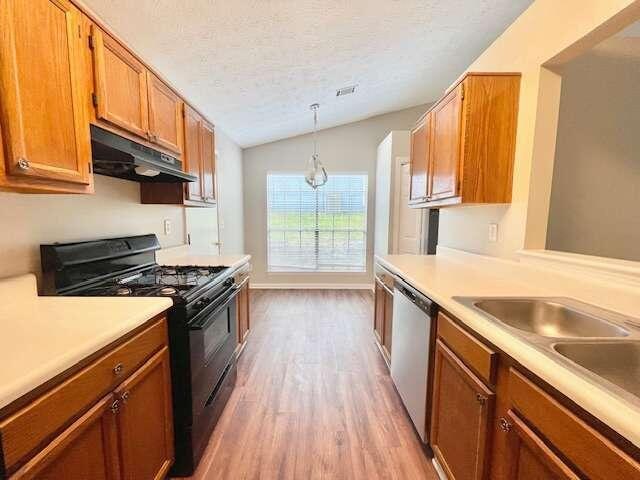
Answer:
488;223;498;243
163;219;172;236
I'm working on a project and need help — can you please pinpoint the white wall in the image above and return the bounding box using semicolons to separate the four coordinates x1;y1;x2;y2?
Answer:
0;175;185;280
216;129;245;254
546;46;640;261
437;0;640;259
242;105;427;287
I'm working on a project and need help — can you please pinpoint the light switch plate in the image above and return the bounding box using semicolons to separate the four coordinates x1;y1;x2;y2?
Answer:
488;223;498;243
163;219;172;236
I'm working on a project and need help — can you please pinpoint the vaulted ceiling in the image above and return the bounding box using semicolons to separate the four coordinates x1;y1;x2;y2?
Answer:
81;0;533;147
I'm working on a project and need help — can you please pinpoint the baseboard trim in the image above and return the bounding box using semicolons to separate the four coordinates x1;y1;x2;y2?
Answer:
250;283;374;290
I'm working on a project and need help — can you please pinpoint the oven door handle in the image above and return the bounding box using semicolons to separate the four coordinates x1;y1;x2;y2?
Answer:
189;286;240;330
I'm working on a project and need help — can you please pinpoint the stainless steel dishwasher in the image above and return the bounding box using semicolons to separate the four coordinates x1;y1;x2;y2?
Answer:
391;276;437;443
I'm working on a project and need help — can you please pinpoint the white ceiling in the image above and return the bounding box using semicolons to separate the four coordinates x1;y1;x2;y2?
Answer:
81;0;533;147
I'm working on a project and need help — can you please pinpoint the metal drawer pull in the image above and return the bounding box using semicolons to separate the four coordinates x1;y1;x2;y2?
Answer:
113;363;124;376
476;393;487;405
110;399;121;414
121;390;130;403
17;158;29;170
499;417;512;432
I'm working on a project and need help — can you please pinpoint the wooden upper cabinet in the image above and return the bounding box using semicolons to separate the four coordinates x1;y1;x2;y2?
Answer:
201;121;216;202
147;72;183;155
0;0;92;192
428;85;463;201
431;339;495;480
409;113;429;202
114;347;174;480
184;104;204;202
90;26;149;140
11;395;121;480
409;73;520;208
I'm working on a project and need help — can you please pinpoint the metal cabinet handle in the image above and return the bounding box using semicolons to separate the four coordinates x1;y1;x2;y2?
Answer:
17;158;29;170
120;390;130;403
499;417;512;432
110;399;121;414
113;363;124;376
476;393;487;405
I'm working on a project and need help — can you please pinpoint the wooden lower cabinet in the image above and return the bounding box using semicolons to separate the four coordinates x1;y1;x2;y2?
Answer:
432;312;640;480
0;316;174;479
11;395;120;480
373;273;394;364
503;409;579;480
430;339;494;480
114;347;173;480
237;281;250;346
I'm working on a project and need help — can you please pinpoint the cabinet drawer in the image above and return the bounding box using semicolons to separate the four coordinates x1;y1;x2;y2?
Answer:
508;368;640;480
0;316;167;472
437;312;496;385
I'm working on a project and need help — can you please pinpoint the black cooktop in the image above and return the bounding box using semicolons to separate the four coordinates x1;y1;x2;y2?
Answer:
75;265;228;298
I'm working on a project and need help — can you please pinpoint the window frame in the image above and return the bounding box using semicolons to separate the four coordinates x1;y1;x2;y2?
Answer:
266;171;369;274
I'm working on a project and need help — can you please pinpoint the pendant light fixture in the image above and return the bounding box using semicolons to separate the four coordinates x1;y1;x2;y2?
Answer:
305;103;328;189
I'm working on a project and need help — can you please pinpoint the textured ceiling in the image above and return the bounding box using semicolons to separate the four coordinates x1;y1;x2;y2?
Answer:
81;0;533;147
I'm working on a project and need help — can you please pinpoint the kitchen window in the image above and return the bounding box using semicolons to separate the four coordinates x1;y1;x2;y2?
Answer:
267;173;368;272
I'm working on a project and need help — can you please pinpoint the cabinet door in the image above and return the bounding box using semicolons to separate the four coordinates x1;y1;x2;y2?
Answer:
373;280;385;344
0;0;91;185
183;105;204;202
200;121;216;202
91;26;149;140
503;410;580;480
237;282;250;344
428;84;463;201
114;347;174;480
12;395;120;480
431;339;494;480
382;288;393;359
147;72;183;155
409;114;429;201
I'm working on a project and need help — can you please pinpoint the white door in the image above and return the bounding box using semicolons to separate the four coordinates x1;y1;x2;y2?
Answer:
395;161;423;254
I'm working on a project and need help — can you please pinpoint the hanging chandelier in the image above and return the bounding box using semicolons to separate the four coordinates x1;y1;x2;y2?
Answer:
305;103;328;189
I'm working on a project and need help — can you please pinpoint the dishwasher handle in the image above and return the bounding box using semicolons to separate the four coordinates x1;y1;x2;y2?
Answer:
395;277;437;317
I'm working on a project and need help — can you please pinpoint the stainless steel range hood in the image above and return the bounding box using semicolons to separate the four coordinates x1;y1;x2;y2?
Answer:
90;125;197;183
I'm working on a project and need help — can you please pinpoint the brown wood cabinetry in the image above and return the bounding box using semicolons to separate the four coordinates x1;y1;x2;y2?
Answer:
373;267;394;365
114;347;173;480
140;104;216;206
431;339;495;480
184;105;204;202
432;311;640;480
0;315;174;479
0;0;92;194
409;113;430;201
409;73;520;208
89;26;183;156
147;72;183;155
90;25;149;140
237;282;250;346
11;394;120;480
503;409;580;480
201;121;216;202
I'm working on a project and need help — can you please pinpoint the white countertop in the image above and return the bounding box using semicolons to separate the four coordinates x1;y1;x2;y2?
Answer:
156;245;251;272
376;247;640;448
0;274;172;411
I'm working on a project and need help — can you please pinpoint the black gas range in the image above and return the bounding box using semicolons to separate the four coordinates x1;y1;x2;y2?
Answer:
40;234;240;476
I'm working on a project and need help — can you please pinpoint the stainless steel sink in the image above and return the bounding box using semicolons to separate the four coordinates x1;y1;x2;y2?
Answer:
470;298;630;338
454;295;640;404
553;342;640;398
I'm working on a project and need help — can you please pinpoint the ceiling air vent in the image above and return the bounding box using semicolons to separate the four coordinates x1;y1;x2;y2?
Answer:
336;85;357;97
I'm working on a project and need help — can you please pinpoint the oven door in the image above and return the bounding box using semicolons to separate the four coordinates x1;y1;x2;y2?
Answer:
188;284;239;419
